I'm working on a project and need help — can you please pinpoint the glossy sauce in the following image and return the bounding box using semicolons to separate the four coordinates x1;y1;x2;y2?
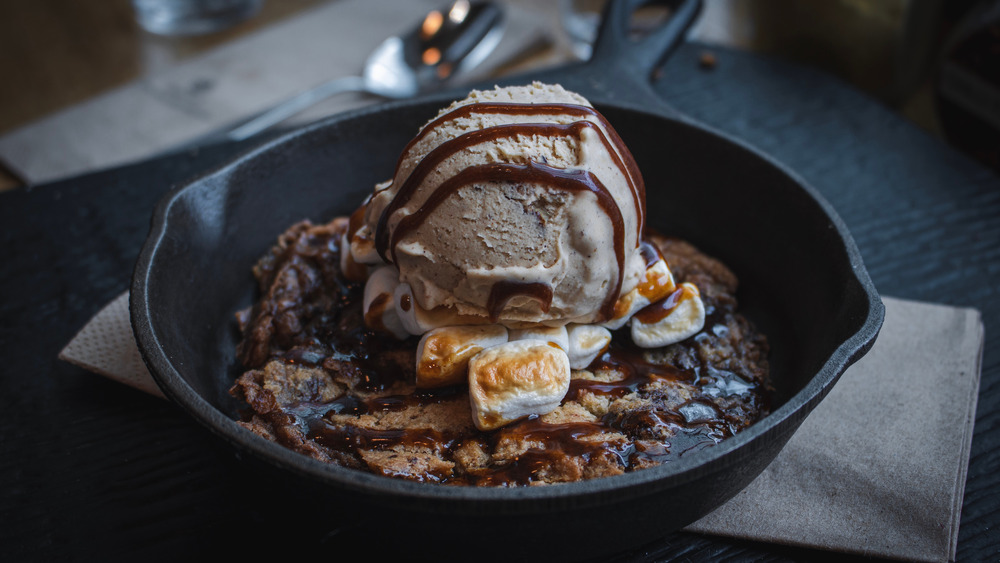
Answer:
565;350;691;402
236;176;769;488
391;102;645;232
373;102;646;322
276;313;763;486
486;281;553;323
387;161;627;321
635;284;700;324
639;239;662;267
474;419;632;486
238;227;768;485
311;423;457;456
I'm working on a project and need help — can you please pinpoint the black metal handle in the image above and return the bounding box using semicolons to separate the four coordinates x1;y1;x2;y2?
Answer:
468;0;702;119
590;0;701;79
530;0;702;120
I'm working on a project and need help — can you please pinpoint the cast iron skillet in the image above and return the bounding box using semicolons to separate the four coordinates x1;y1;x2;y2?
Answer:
132;0;884;558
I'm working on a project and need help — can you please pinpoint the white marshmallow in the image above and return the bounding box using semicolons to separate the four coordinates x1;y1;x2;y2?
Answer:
394;283;429;335
630;283;705;348
393;282;483;335
509;325;569;351
468;340;571;431
339;230;369;282
415;325;508;388
601;259;676;330
363;266;409;340
349;223;382;265
350;184;386;266
565;324;612;369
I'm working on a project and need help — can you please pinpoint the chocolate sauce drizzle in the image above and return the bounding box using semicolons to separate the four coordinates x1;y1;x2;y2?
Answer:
373;102;646;322
384;160;626;321
486;281;553;322
639;239;663;267
234;224;770;486
376;120;632;260
635;284;699;324
392;102;645;232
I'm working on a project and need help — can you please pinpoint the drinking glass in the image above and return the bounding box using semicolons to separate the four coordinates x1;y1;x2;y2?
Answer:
131;0;263;36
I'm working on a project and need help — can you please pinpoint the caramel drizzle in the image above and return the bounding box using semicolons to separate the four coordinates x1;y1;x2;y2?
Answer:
393;102;644;232
635;284;700;324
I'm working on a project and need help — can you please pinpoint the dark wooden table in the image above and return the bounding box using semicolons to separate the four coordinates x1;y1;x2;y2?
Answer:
1;43;997;561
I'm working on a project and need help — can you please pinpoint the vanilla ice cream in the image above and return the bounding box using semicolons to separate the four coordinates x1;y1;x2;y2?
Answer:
349;82;648;328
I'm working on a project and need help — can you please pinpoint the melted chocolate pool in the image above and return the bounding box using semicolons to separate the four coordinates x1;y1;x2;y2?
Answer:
231;220;771;486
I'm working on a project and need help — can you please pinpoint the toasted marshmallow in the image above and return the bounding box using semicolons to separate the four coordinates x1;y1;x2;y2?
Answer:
416;325;508;388
631;283;705;348
468;340;571;430
349;223;382;265
340;230;369;282
394;282;483;335
565;324;612;369
509;326;569;351
349;185;385;266
329;215;350;232
602;259;676;330
363;266;409;340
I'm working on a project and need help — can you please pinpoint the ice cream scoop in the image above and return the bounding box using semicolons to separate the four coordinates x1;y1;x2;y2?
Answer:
350;82;649;330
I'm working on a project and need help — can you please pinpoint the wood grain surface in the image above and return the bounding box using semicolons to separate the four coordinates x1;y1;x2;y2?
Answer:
0;43;997;561
0;0;327;135
0;0;325;191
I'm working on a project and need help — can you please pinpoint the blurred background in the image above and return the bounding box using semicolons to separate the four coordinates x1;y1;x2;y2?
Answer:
1;0;998;190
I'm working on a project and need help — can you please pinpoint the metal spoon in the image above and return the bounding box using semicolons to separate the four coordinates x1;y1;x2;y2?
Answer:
223;1;504;142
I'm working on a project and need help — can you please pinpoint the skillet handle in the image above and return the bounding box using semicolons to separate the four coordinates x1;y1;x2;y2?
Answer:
551;0;701;119
590;0;701;75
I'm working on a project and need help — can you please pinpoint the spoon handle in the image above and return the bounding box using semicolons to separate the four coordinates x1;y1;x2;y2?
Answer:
224;75;369;142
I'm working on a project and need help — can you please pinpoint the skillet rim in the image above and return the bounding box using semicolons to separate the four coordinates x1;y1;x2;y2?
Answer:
130;93;884;509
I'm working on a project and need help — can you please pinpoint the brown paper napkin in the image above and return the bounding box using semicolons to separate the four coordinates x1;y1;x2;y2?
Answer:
685;297;983;562
59;292;165;399
59;294;983;562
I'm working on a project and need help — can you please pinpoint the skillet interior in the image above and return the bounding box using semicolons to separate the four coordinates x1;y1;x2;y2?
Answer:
132;97;882;550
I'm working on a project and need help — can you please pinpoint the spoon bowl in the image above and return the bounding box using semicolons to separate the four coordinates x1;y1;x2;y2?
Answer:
225;1;504;141
365;0;504;98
